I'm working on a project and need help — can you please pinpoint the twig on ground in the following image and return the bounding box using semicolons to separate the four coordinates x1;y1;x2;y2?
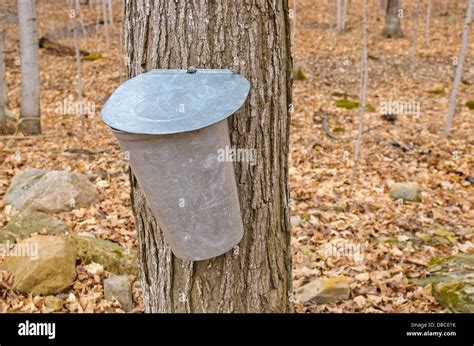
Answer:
406;258;428;267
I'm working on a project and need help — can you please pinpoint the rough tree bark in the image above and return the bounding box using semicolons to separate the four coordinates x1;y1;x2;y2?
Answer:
17;0;41;134
124;0;293;312
382;0;403;38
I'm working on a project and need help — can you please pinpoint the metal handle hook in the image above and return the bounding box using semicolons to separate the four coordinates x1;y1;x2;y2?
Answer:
187;66;197;74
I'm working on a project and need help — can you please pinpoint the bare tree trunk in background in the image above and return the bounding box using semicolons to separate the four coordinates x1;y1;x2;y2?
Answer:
17;0;41;135
0;29;5;132
444;0;474;138
118;0;124;83
424;0;432;45
352;0;369;185
382;0;403;37
71;5;84;132
290;0;296;42
125;0;293;313
107;0;114;28
337;0;342;31
341;0;348;31
95;0;101;38
411;0;420;67
74;0;86;35
101;0;109;49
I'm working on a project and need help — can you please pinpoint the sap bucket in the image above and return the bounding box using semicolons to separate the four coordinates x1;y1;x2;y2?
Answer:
101;68;250;261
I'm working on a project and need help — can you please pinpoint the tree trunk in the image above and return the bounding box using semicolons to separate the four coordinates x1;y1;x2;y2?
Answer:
101;0;109;49
118;0;124;83
290;1;296;41
74;0;86;35
352;0;369;185
71;3;84;132
17;0;41;134
382;0;403;38
95;0;101;39
107;0;114;28
0;28;6;132
337;0;342;31
341;0;348;31
444;0;474;138
124;0;293;313
424;0;432;45
411;0;420;67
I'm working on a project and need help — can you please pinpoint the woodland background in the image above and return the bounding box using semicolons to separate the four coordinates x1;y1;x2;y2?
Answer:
0;0;472;313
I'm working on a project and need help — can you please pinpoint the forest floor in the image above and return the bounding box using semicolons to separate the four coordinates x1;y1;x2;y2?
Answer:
0;0;472;313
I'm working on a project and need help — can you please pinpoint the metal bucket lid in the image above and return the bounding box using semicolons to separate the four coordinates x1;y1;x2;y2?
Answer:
101;68;250;135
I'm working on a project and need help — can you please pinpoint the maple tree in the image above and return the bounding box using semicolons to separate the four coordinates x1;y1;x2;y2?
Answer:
124;0;293;313
0;0;471;315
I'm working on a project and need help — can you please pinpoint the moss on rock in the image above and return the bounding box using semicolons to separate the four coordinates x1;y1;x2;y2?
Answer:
69;235;137;276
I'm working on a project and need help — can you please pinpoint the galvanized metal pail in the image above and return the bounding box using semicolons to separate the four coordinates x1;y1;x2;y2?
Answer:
101;69;250;261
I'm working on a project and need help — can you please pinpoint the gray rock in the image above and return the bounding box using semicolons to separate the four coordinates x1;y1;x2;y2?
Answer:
104;275;133;312
4;169;100;213
432;274;474;313
411;254;474;313
389;182;422;202
295;276;350;304
69;235;137;276
0;235;77;295
0;211;67;243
